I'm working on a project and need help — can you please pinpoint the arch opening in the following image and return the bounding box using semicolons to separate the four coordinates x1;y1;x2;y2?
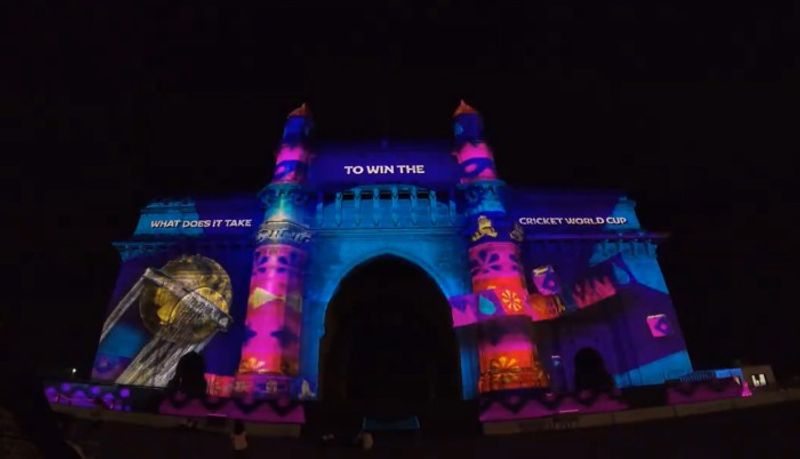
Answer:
319;255;462;407
573;347;615;392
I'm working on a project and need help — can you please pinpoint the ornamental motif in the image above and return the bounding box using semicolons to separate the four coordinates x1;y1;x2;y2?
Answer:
469;248;502;277
471;215;498;242
489;356;521;385
238;357;267;374
248;287;284;310
530;294;565;320
510;222;525;242
500;289;523;313
256;221;312;245
251;245;307;276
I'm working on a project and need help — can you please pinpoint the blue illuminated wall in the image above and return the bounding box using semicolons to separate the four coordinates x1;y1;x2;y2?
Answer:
300;193;475;397
516;191;693;391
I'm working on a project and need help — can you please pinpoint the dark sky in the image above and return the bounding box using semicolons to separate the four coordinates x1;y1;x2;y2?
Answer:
5;2;798;379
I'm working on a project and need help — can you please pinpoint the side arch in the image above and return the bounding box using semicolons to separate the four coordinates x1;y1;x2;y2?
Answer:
573;346;615;392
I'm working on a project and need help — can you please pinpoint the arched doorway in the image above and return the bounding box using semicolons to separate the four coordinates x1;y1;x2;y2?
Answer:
573;347;615;392
319;255;461;410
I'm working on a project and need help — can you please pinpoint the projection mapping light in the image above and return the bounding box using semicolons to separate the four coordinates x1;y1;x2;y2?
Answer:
92;101;696;404
97;255;233;387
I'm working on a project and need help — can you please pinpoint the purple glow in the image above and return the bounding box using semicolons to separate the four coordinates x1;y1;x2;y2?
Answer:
741;381;753;397
238;244;306;379
532;265;561;295
45;387;58;401
158;398;305;424
120;388;131;398
479;392;628;422
449;294;478;327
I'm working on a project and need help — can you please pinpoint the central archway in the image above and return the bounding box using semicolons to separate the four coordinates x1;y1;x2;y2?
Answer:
319;255;462;408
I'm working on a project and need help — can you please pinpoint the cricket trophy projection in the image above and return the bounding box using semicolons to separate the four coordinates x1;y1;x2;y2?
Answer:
93;101;693;405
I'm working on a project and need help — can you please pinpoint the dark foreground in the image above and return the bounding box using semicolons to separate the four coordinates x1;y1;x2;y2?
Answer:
58;401;800;458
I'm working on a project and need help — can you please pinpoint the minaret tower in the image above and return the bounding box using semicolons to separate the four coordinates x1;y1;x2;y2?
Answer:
235;104;314;397
453;100;550;392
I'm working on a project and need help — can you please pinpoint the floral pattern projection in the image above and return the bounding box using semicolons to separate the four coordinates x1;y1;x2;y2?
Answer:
456;241;631;392
453;101;550;393
464;237;552;392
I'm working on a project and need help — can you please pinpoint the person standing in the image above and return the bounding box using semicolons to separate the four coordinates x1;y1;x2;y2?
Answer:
230;419;248;458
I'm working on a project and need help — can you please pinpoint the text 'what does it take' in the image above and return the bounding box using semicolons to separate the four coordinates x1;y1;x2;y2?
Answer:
149;219;253;229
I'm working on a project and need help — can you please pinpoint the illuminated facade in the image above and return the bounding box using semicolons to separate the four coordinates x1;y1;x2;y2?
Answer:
93;101;693;400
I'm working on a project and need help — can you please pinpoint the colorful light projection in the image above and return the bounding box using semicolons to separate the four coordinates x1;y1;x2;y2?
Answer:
272;103;313;184
92;255;233;386
528;265;566;321
532;265;561;295
237;245;306;377
236;104;314;396
46;383;134;412
456;102;550;392
529;293;566;321
449;294;478;327
452;100;498;184
205;373;236;397
571;271;617;309
91;99;698;404
468;242;526;293
477;318;549;392
646;314;673;338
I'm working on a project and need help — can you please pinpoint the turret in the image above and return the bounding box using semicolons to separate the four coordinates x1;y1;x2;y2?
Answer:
452;100;498;184
452;100;550;393
236;104;314;398
272;103;313;184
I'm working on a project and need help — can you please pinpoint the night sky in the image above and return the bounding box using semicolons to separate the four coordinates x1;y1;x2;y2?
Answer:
5;3;798;380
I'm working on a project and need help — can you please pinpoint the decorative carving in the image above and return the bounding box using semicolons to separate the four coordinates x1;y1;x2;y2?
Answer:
510;222;524;242
429;190;438;224
353;188;362;227
372;188;380;226
315;192;324;228
471;215;498;242
391;186;399;226
410;187;418;225
255;220;312;245
334;192;343;227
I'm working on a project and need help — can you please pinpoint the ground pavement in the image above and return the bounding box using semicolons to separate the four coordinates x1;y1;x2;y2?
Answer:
55;400;800;458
